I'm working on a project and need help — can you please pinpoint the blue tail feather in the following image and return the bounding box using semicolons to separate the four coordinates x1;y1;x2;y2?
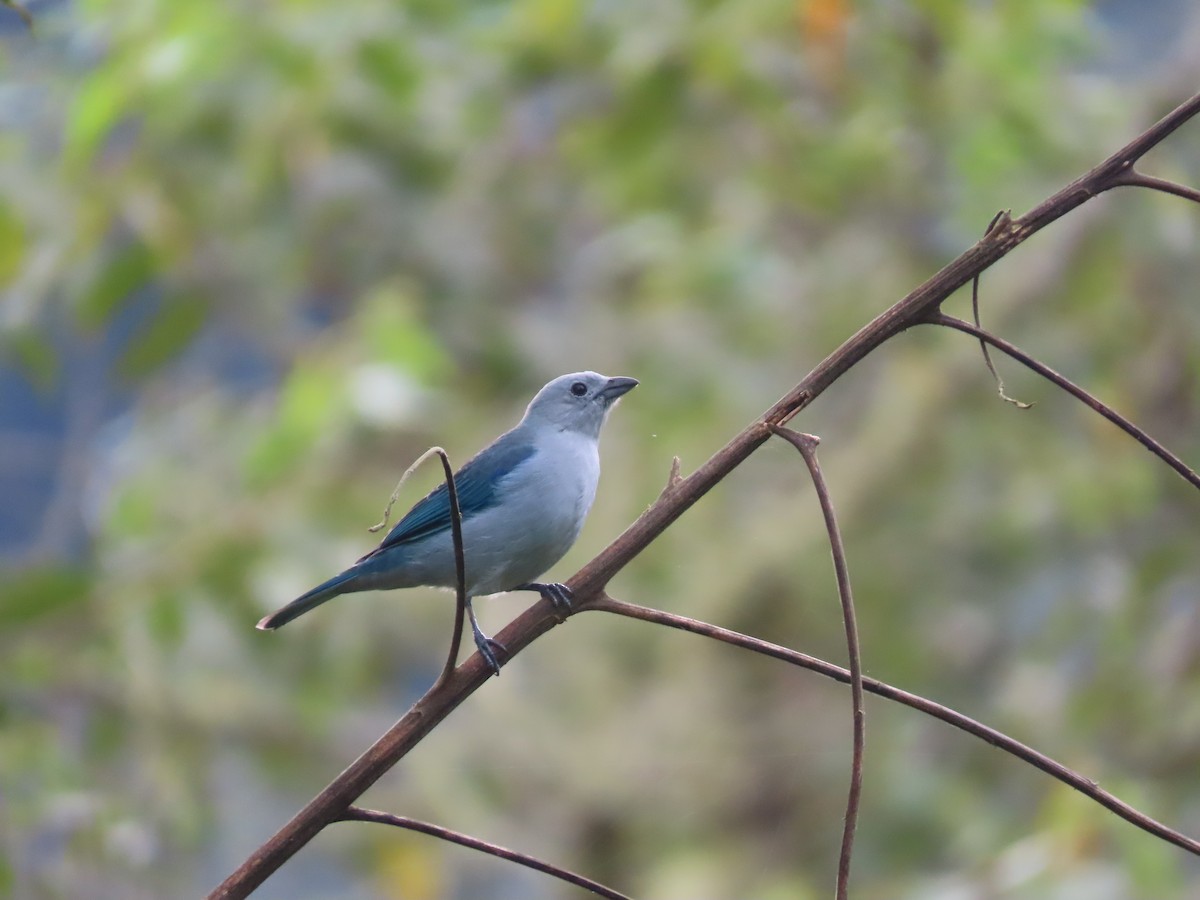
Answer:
256;569;362;630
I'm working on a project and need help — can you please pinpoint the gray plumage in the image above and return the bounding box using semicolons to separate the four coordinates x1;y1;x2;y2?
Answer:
257;371;638;672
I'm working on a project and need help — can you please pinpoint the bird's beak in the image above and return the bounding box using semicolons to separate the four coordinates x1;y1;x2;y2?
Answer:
598;376;639;402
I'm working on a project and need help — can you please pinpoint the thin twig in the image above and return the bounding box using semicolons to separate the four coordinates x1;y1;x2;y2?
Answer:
588;594;1200;858
769;427;864;900
431;450;468;689
363;447;469;687
209;91;1200;899
971;211;1034;409
368;446;448;533
340;807;633;900
929;313;1200;493
1109;169;1200;205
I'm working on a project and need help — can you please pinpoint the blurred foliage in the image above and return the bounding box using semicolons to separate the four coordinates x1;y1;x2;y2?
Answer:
2;0;1200;897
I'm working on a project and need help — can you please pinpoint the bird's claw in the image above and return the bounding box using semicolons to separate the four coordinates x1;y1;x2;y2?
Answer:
476;637;506;676
542;582;574;614
516;581;574;621
469;622;506;676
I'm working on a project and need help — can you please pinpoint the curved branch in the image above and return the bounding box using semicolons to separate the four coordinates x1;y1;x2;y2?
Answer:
432;449;468;689
971;211;1034;408
209;91;1200;899
929;313;1200;493
770;428;864;900
340;807;633;900
588;594;1200;858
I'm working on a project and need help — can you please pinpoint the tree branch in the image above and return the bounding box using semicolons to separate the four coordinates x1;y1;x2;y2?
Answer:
928;313;1200;493
339;807;633;900
588;594;1200;858
1108;168;1200;205
209;91;1200;898
430;449;468;689
770;428;864;900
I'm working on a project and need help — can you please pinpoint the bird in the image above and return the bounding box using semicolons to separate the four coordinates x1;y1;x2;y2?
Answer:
256;371;638;674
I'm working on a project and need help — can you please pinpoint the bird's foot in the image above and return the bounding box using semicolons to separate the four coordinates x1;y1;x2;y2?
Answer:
515;582;574;621
468;616;507;676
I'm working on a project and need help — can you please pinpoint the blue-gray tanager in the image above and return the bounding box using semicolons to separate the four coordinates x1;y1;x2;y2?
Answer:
257;371;638;673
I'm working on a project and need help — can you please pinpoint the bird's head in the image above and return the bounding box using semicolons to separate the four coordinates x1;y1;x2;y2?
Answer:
521;371;638;437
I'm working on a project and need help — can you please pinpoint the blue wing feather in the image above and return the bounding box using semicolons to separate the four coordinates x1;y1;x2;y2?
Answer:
359;432;536;561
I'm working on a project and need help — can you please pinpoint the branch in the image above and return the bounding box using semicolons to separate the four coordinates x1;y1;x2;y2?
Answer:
928;313;1200;493
1108;169;1200;206
209;91;1200;898
430;450;468;689
588;594;1200;858
971;211;1034;408
770;428;864;900
365;446;468;688
339;807;633;900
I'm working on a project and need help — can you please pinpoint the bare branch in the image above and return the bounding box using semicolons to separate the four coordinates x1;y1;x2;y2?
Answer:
928;313;1200;493
588;594;1200;858
1108;169;1200;205
430;450;468;689
362;447;468;687
770;427;864;900
209;91;1200;899
972;211;1034;409
340;807;633;900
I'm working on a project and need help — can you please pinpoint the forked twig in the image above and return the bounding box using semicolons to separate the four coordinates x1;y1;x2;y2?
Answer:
770;427;864;900
365;447;469;688
928;313;1200;493
1109;169;1200;206
340;807;633;900
588;594;1200;857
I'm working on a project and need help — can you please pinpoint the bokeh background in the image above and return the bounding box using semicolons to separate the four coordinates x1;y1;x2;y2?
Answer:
3;0;1200;897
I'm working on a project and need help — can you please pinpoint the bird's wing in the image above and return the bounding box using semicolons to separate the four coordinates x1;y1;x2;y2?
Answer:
359;432;536;559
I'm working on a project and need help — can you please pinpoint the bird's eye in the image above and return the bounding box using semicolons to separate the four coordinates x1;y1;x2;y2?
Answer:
570;381;588;397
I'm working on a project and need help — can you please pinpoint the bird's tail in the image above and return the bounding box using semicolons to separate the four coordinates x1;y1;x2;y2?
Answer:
256;569;362;631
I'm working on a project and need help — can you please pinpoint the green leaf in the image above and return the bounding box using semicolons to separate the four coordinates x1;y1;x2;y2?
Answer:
147;592;186;647
357;38;419;100
0;0;33;31
117;294;208;379
0;567;91;626
3;331;58;391
245;363;341;486
65;72;125;166
358;281;448;379
77;243;156;330
0;201;26;285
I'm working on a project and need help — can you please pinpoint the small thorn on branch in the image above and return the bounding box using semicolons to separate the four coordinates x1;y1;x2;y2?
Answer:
985;209;1013;236
657;456;683;501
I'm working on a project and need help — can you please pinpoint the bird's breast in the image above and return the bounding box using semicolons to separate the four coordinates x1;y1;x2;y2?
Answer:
521;434;598;531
